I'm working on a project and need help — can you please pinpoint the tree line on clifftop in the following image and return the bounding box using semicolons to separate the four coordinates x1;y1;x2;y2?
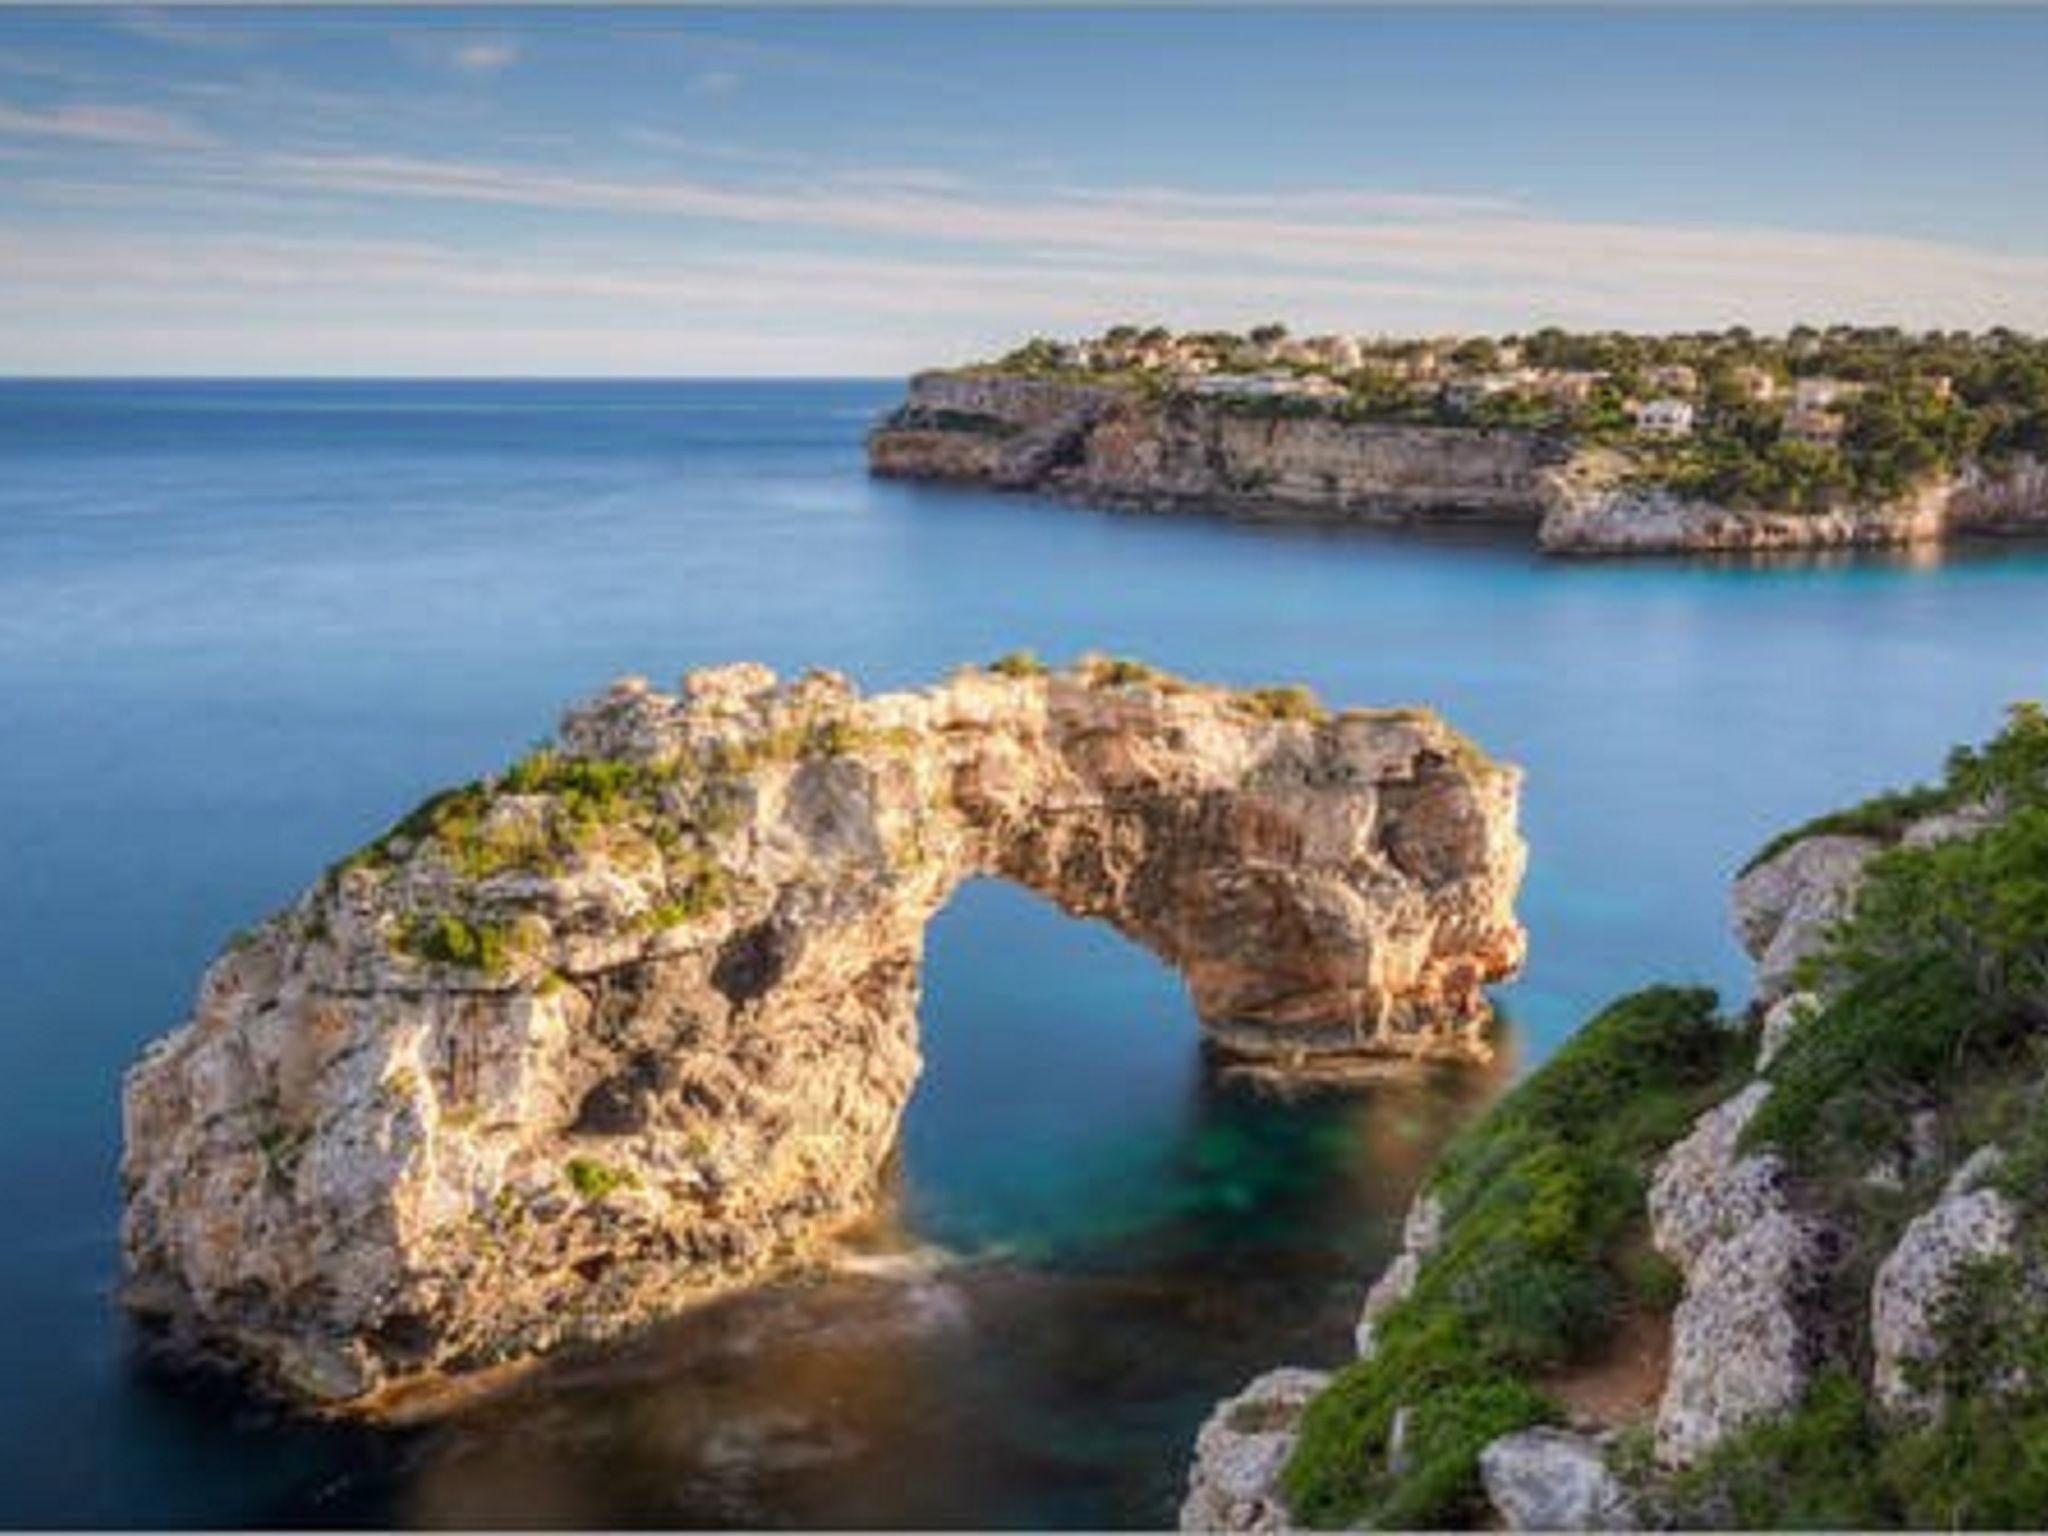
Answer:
983;325;2048;515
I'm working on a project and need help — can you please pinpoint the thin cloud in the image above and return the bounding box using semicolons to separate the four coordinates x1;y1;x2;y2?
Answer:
236;147;2048;328
0;97;215;148
686;69;739;98
5;212;2044;341
0;47;106;86
621;126;810;168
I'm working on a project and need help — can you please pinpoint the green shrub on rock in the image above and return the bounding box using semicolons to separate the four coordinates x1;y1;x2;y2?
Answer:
1282;987;1750;1528
988;649;1049;679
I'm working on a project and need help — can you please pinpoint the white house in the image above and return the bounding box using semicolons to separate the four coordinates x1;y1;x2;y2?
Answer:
1784;378;1864;444
1791;377;1863;412
1302;334;1365;372
1635;397;1695;437
1188;373;1344;402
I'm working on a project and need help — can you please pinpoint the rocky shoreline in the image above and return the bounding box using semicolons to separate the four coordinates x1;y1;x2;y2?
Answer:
120;657;1526;1414
1180;704;2048;1529
869;372;2048;556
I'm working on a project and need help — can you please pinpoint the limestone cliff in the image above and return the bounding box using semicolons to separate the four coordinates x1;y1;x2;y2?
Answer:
121;658;1525;1412
871;372;2048;556
871;372;1557;523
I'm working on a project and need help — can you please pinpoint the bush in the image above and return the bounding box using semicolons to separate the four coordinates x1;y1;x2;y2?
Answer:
396;912;521;976
988;649;1048;679
1665;1369;1891;1528
1746;706;2048;1172
1740;782;1953;874
564;1156;636;1200
1282;987;1750;1527
1086;655;1158;688
1245;684;1327;723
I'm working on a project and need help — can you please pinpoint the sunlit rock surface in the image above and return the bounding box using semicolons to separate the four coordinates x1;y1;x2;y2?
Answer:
121;658;1525;1411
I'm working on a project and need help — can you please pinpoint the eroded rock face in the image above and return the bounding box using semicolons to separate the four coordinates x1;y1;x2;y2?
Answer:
871;376;2048;555
1354;1190;1442;1359
1731;834;1881;1001
1649;1083;1835;1466
1871;1146;2017;1418
1536;471;1951;556
871;373;1553;523
1178;1367;1330;1533
1756;990;1820;1072
122;660;1525;1410
1479;1428;1638;1532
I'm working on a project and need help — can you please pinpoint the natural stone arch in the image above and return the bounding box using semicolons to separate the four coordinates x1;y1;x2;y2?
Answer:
122;659;1525;1410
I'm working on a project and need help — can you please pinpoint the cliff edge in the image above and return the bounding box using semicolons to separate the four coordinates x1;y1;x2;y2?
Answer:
870;369;2048;556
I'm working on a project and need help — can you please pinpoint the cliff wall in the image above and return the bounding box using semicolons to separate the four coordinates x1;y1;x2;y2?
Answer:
871;373;1554;522
870;372;2048;556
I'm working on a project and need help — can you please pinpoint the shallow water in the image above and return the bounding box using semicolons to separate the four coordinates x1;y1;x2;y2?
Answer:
2;379;2045;1525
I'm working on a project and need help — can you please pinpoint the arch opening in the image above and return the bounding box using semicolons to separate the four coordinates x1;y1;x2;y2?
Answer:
120;661;1525;1408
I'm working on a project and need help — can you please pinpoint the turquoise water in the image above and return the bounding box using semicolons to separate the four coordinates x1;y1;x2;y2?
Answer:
3;379;2046;1525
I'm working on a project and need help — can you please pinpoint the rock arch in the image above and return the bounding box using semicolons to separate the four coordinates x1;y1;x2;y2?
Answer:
121;660;1525;1410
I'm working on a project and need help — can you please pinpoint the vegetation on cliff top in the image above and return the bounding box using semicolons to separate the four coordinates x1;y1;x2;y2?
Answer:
1742;700;2048;874
1693;701;2048;1528
946;324;2048;514
1282;986;1751;1528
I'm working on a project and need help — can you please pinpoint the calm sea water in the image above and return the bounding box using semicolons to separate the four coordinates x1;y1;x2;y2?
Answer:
3;379;2046;1527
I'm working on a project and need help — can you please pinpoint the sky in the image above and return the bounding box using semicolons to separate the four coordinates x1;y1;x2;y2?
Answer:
2;6;2047;376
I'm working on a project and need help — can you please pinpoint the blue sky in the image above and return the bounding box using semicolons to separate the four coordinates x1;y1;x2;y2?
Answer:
3;6;2047;375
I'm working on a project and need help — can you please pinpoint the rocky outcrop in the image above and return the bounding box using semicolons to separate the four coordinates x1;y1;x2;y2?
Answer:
872;374;2048;557
1536;466;1952;557
1732;834;1881;1001
1184;714;2048;1522
1947;455;2048;537
1648;1082;1835;1466
1871;1146;2017;1418
1479;1428;1638;1531
1354;1190;1442;1359
865;373;1121;488
121;659;1525;1411
1179;1367;1331;1532
1756;990;1820;1071
871;372;1555;523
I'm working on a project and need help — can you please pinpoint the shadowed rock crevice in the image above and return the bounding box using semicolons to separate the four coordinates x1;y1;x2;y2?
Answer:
121;659;1525;1411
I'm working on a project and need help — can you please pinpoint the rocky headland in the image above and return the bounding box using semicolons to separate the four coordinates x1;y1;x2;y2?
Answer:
869;326;2048;557
120;656;1526;1413
870;372;1556;526
1181;702;2048;1530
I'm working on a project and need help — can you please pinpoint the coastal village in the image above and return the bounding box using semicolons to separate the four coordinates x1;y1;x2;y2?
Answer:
994;323;1943;447
960;323;2043;518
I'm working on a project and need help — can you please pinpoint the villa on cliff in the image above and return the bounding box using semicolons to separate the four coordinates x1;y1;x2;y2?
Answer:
876;324;2048;555
1634;397;1696;437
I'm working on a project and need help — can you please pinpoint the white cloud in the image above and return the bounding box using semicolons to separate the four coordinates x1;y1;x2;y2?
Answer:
450;39;520;76
8;134;2048;372
0;98;215;148
229;148;2048;332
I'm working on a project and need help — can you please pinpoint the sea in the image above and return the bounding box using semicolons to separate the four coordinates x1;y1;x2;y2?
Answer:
3;378;2046;1526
